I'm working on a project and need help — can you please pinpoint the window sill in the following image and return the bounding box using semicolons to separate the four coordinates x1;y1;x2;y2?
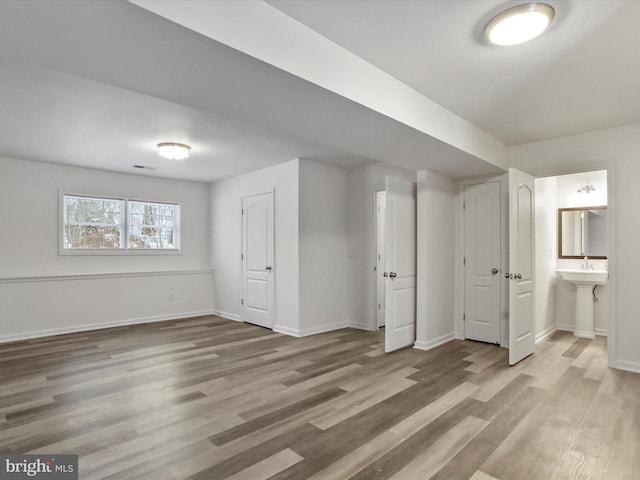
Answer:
59;249;182;256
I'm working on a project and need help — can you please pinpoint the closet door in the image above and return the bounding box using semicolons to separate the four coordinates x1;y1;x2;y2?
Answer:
242;191;274;329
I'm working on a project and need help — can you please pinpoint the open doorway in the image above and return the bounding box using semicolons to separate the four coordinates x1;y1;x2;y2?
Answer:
534;169;610;347
459;167;613;366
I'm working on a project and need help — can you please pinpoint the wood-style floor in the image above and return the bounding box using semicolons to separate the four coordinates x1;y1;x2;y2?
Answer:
1;316;639;479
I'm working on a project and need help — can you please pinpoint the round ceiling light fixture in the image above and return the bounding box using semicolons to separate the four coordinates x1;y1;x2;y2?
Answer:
157;142;191;160
485;3;555;46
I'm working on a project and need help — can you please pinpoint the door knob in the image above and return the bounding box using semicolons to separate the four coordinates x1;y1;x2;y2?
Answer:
383;272;388;278
491;268;499;275
515;273;522;279
505;272;512;279
389;272;397;278
265;266;272;271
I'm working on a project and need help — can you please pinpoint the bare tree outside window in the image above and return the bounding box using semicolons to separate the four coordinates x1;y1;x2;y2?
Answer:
63;196;124;249
62;194;179;252
128;201;178;249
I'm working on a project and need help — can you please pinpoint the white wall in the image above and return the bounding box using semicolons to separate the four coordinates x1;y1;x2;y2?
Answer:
298;160;349;335
509;123;640;370
346;162;417;330
415;170;456;350
0;157;213;342
210;158;351;337
209;159;299;333
534;176;558;342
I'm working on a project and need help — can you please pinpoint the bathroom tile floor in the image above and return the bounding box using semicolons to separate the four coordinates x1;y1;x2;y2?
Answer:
0;317;638;479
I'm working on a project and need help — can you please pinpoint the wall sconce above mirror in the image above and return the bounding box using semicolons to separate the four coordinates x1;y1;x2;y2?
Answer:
558;206;607;259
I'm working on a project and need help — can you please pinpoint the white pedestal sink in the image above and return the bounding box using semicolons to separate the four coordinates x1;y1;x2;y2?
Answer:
556;269;608;339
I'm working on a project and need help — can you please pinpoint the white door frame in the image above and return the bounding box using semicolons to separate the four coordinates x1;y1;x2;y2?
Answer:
456;175;509;347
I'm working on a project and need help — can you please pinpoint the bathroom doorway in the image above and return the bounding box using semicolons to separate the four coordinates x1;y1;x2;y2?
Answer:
534;169;611;347
458;167;614;366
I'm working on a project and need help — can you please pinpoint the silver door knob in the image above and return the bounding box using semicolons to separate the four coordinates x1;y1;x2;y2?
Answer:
265;266;272;271
515;273;522;279
491;268;499;275
505;272;512;279
389;272;397;278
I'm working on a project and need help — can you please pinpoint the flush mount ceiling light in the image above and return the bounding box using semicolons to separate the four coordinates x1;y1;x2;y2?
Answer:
485;3;555;46
157;142;191;160
577;184;596;194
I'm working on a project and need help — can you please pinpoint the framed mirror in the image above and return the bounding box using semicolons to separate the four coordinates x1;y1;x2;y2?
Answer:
558;206;607;259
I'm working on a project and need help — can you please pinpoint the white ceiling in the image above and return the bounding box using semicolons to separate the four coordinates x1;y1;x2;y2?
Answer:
269;0;640;145
0;59;362;182
1;1;639;182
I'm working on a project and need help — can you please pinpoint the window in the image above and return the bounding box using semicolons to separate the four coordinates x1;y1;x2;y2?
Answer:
62;194;180;253
63;195;125;249
128;200;179;249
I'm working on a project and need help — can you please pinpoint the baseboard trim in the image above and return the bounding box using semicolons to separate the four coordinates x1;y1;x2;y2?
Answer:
535;325;557;344
213;311;241;322
0;310;216;344
616;360;640;374
273;325;301;337
348;322;373;332
274;321;349;338
414;332;455;351
555;323;608;337
299;322;349;337
556;323;574;332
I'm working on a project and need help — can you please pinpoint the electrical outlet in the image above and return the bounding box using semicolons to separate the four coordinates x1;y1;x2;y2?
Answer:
168;291;175;301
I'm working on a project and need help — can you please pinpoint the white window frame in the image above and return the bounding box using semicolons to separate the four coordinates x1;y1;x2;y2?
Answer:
59;191;181;255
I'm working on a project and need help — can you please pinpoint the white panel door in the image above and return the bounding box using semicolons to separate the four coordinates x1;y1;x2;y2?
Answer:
508;168;535;365
464;182;501;344
376;191;386;328
242;192;274;329
384;176;416;353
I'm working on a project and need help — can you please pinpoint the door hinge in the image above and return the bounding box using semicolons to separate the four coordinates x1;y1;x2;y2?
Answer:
463;201;466;210
241;253;244;260
463;257;466;266
241;208;244;215
463;313;466;322
241;298;244;305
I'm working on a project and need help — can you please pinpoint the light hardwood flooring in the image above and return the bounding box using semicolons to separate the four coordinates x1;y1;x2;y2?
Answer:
1;315;639;479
